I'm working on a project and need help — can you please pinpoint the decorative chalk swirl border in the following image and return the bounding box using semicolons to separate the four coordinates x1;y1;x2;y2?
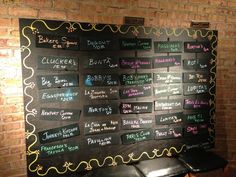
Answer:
21;19;217;176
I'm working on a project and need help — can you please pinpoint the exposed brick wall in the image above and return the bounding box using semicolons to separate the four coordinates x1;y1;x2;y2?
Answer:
0;0;235;177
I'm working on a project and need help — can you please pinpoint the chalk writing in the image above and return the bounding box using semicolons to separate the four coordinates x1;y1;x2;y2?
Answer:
153;84;182;97
36;34;79;50
85;56;118;68
86;134;119;147
120;73;152;85
183;83;208;95
183;72;209;83
39;142;79;158
184;98;209;109
154;41;183;53
185;124;208;136
120;85;152;99
153;73;182;83
154;99;182;110
120;38;152;50
121;129;153;144
82;38;113;50
153;55;181;68
37;74;78;89
122;117;153;129
39;88;79;103
84;74;119;86
84;87;119;100
38;123;80;144
40;108;81;121
84;120;119;135
84;104;118;117
184;42;211;53
184;112;209;123
37;55;78;71
183;59;209;70
119;57;152;69
155;112;183;125
155;126;183;139
120;102;152;114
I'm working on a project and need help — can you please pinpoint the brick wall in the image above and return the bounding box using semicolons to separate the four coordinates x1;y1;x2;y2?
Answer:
0;0;235;177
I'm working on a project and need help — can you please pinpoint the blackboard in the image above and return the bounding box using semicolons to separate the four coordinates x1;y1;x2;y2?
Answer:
39;141;80;158
37;74;79;89
84;120;119;135
37;55;79;71
153;73;182;83
153;84;182;97
120;85;152;99
38;123;80;144
40;108;81;121
155;112;183;125
120;73;152;85
120;102;153;114
20;19;217;177
183;58;209;70
184;42;211;53
119;57;152;69
36;33;80;50
120;38;152;50
154;41;183;53
84;55;118;69
39;87;80;102
84;87;119;100
153;55;181;68
155;126;183;140
81;37;113;50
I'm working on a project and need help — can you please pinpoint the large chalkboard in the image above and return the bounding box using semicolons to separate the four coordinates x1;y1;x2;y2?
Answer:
20;19;217;177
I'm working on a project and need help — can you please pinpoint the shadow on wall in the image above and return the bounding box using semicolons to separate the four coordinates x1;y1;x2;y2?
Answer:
215;65;234;176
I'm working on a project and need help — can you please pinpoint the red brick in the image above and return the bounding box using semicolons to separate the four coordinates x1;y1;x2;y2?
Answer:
0;139;21;148
0;148;9;156
0;105;18;115
0;18;11;27
10;145;25;154
6;131;25;140
0;7;8;15
2;122;21;131
8;7;38;17
39;9;66;20
0;39;8;47
228;1;236;8
24;0;52;8
54;0;80;10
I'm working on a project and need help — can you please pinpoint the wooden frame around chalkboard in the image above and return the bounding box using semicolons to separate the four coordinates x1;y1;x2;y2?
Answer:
19;18;217;177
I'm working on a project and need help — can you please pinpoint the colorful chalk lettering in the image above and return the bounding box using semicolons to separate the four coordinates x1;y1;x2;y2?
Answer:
184;98;210;109
84;74;119;86
155;126;183;139
183;83;208;95
86;134;119;147
153;84;182;97
153;55;181;68
120;73;152;85
119;57;152;69
184;42;211;53
154;41;183;53
119;85;152;99
183;72;210;83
